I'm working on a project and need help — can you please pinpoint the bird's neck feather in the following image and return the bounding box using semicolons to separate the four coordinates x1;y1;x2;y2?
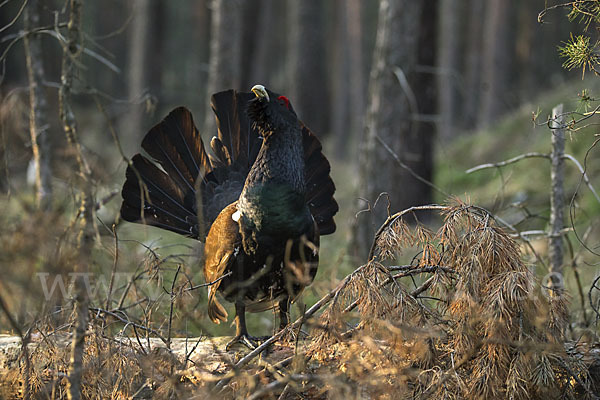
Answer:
243;125;305;193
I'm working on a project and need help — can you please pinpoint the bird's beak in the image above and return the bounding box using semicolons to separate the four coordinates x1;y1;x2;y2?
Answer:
251;84;269;102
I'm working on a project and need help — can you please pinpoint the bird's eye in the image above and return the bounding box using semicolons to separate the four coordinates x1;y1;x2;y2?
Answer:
277;96;290;110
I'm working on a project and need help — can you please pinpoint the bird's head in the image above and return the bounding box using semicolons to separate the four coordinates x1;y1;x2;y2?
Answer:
248;84;299;137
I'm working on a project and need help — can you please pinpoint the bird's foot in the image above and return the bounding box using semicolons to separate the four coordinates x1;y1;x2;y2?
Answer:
225;334;269;351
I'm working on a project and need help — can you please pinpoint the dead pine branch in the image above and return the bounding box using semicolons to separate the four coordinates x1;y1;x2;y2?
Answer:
368;204;448;260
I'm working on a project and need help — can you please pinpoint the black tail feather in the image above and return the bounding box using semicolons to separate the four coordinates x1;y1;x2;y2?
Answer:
209;136;231;168
120;107;209;239
141;107;212;190
210;90;261;168
121;155;200;237
301;124;338;235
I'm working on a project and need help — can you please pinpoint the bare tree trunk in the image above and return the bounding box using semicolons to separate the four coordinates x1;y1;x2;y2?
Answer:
204;0;242;136
192;0;211;118
121;0;151;153
461;0;485;130
412;0;437;208
23;0;52;209
288;0;329;136
478;0;513;128
331;0;365;159
331;0;350;158
247;0;276;86
59;1;90;399
437;0;460;140
548;104;565;288
147;0;165;100
353;0;425;259
347;0;365;157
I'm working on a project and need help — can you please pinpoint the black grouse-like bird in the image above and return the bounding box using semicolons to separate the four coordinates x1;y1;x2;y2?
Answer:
120;85;338;348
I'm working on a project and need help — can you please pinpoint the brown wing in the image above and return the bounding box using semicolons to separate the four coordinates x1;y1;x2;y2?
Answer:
203;202;241;324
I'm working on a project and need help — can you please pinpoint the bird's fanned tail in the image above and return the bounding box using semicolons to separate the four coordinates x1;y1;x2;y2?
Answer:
120;107;212;239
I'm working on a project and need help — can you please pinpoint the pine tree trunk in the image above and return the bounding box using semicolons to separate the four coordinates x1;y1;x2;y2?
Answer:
478;0;514;128
353;0;426;260
147;0;165;100
461;0;485;130
204;0;242;136
23;0;52;209
347;0;365;156
331;0;351;158
437;0;460;140
58;1;91;398
247;0;276;87
287;0;329;136
411;0;437;208
122;0;151;153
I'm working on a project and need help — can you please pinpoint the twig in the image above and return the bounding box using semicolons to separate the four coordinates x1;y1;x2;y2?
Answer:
375;134;449;198
89;307;168;346
565;234;589;326
589;275;600;321
131;323;147;355
185;336;204;366
276;384;293;400
538;1;580;22
569;136;600;257
465;152;550;174
562;153;600;204
166;265;181;349
185;272;232;291
105;224;118;311
247;374;321;400
411;275;436;297
0;0;28;34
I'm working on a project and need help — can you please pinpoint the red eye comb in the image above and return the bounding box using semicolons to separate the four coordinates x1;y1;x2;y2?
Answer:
277;96;290;110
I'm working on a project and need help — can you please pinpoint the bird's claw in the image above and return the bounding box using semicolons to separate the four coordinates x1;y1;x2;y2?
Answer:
226;334;268;351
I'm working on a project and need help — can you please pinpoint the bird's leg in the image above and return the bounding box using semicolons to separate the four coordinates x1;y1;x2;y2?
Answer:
226;302;262;350
279;297;300;343
278;297;290;330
